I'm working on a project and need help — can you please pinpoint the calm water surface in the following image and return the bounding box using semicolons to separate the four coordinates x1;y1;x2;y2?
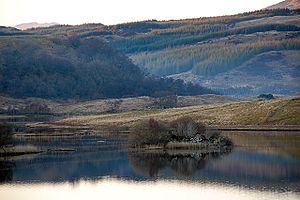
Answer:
0;115;299;200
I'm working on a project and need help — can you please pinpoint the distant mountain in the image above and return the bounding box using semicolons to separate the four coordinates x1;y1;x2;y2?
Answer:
15;22;59;30
266;0;300;10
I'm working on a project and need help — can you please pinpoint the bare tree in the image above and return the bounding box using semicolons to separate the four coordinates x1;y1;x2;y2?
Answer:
170;116;206;140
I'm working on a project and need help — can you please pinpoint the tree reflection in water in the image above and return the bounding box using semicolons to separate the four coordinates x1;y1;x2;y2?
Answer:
129;150;231;177
129;152;169;177
170;155;206;176
0;160;15;183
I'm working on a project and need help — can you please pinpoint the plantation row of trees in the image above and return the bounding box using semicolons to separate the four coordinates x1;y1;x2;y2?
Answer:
0;36;213;99
113;23;300;54
132;37;300;76
25;9;298;34
170;8;299;26
25;9;299;51
109;9;299;53
19;9;300;79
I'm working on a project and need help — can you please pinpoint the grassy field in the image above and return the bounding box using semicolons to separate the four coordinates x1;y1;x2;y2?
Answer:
0;94;235;115
43;96;300;130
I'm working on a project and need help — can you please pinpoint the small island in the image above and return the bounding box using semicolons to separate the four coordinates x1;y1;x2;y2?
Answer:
128;117;233;153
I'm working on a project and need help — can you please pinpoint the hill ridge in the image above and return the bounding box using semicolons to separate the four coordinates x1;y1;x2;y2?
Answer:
266;0;300;10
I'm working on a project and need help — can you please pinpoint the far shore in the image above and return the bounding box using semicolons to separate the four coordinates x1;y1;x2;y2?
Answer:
0;147;75;157
219;127;300;132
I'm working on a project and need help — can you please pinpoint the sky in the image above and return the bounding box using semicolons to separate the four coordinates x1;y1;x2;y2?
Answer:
0;0;283;26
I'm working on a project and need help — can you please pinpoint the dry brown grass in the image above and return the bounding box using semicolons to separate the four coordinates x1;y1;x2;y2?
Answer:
41;96;300;129
0;94;235;115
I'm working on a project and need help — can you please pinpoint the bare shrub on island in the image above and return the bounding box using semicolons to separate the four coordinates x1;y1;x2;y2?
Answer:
170;116;205;140
128;118;171;148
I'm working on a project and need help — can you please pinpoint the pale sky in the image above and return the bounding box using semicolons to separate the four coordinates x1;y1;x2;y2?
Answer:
0;0;283;26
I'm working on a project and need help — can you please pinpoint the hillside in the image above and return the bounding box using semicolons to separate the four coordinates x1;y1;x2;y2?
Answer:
0;26;30;36
0;94;235;115
266;0;300;10
0;35;144;99
1;9;300;97
0;35;212;99
24;9;300;96
121;10;300;96
169;50;300;95
45;96;300;129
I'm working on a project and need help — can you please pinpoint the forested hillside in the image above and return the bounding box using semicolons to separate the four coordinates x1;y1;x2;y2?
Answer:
0;35;212;99
122;9;300;95
1;9;300;97
24;8;300;96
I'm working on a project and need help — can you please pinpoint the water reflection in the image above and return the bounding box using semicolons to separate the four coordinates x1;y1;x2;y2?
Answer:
0;179;299;200
129;150;229;177
0;133;299;192
0;160;15;183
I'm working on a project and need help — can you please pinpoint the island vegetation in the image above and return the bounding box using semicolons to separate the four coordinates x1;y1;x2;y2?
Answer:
128;117;233;152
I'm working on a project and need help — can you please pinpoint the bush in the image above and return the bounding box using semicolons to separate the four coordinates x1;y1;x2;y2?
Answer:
170;116;206;140
128;118;171;147
257;94;275;100
0;123;13;149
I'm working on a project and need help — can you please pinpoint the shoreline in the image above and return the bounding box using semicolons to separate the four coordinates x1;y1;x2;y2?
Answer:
11;125;300;138
219;127;300;132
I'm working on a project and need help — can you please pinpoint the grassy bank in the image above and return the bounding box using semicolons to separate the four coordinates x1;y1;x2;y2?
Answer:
42;96;299;130
0;94;235;115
